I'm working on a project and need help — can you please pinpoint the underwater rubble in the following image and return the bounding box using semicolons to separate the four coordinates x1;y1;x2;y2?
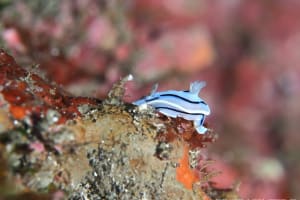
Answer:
0;49;238;199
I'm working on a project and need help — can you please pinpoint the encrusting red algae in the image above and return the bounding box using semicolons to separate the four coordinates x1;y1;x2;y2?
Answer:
0;49;99;123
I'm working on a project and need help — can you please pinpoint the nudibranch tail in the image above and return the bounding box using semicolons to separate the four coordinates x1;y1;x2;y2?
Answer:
194;119;207;134
189;81;206;95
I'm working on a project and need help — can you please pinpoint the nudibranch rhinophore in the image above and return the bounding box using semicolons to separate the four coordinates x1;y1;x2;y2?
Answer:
133;81;210;134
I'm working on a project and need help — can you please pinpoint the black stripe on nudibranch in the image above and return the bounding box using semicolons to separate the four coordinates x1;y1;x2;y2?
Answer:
200;115;204;125
145;97;159;102
156;106;206;116
146;94;207;105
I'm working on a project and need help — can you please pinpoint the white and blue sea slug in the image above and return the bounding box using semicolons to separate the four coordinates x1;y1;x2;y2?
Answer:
133;81;210;134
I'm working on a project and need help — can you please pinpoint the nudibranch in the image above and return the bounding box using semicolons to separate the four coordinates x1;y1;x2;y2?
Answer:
133;81;210;134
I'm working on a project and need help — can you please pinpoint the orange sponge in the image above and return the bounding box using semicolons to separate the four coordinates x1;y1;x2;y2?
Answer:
176;145;199;189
